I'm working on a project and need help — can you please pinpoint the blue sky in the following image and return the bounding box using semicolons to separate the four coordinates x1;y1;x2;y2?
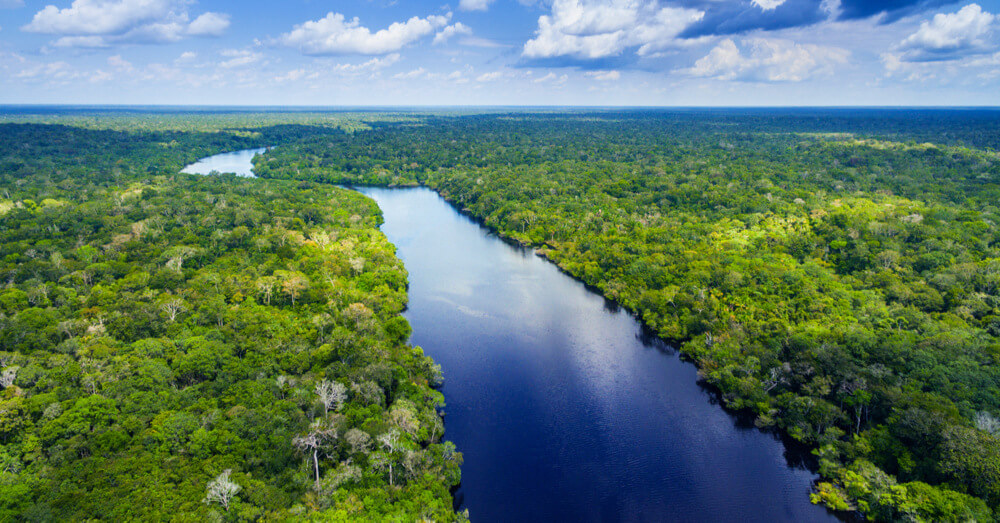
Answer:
1;0;999;105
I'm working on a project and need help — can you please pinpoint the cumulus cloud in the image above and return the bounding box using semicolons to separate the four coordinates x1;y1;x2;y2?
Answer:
522;0;704;60
837;0;957;22
521;0;968;47
279;12;450;55
684;37;848;81
187;12;230;37
50;35;109;48
459;0;495;11
752;0;788;10
22;0;230;47
892;3;997;62
434;22;473;44
678;0;828;38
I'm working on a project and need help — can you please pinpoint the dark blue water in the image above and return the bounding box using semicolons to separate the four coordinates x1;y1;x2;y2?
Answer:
183;150;835;522
356;186;837;523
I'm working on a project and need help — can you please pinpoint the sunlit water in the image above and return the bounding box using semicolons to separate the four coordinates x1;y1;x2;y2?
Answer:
184;150;836;522
357;186;837;522
180;147;267;177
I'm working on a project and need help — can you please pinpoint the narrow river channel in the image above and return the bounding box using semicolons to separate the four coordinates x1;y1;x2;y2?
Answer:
184;150;836;522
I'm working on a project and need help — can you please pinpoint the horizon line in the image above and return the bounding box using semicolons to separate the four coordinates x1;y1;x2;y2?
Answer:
2;103;1000;111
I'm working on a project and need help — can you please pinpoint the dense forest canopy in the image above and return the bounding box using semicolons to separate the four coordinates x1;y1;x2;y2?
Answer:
0;121;464;521
3;107;1000;521
255;109;1000;521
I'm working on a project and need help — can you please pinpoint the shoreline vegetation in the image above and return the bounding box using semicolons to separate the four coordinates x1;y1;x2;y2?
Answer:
2;108;1000;521
0;120;465;521
255;110;1000;521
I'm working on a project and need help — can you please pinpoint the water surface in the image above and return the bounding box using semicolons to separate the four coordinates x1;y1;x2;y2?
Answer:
181;149;835;522
356;186;836;522
180;147;267;177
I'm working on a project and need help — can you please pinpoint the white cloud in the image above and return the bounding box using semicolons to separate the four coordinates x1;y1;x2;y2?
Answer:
219;49;263;69
894;4;997;62
50;35;109;48
586;69;620;80
332;53;400;73
187;12;229;37
175;51;197;63
24;0;175;35
460;36;508;48
280;12;450;55
533;71;568;83
23;0;230;47
752;0;787;11
89;69;112;82
685;37;849;82
434;22;472;44
394;67;427;79
476;71;503;81
522;0;704;60
15;60;82;82
275;68;319;83
107;54;132;70
459;0;495;11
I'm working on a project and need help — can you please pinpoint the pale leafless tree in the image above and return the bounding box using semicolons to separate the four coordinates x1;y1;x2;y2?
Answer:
374;429;403;486
256;277;276;305
0;367;17;389
315;379;347;416
293;425;338;487
160;298;185;323
203;469;241;511
976;411;1000;436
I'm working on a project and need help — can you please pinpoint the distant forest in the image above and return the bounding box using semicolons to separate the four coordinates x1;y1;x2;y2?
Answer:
3;108;1000;521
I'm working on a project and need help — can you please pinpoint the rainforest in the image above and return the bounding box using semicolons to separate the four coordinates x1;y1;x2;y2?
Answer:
2;107;1000;522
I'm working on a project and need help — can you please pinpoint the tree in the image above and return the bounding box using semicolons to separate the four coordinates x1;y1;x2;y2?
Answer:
256;276;277;305
276;270;309;306
203;469;241;511
293;423;338;488
975;411;1000;436
159;297;186;323
0;367;16;389
375;429;403;486
315;379;347;416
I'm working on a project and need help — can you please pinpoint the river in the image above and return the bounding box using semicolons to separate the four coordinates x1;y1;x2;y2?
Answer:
186;151;837;522
180;147;267;177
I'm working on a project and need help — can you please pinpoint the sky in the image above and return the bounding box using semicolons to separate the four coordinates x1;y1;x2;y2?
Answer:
1;0;1000;106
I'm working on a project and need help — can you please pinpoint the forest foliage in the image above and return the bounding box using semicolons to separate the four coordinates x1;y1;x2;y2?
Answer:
256;110;1000;522
0;121;464;521
5;108;1000;521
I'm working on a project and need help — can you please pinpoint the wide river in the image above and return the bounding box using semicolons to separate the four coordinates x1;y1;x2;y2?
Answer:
186;151;836;522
